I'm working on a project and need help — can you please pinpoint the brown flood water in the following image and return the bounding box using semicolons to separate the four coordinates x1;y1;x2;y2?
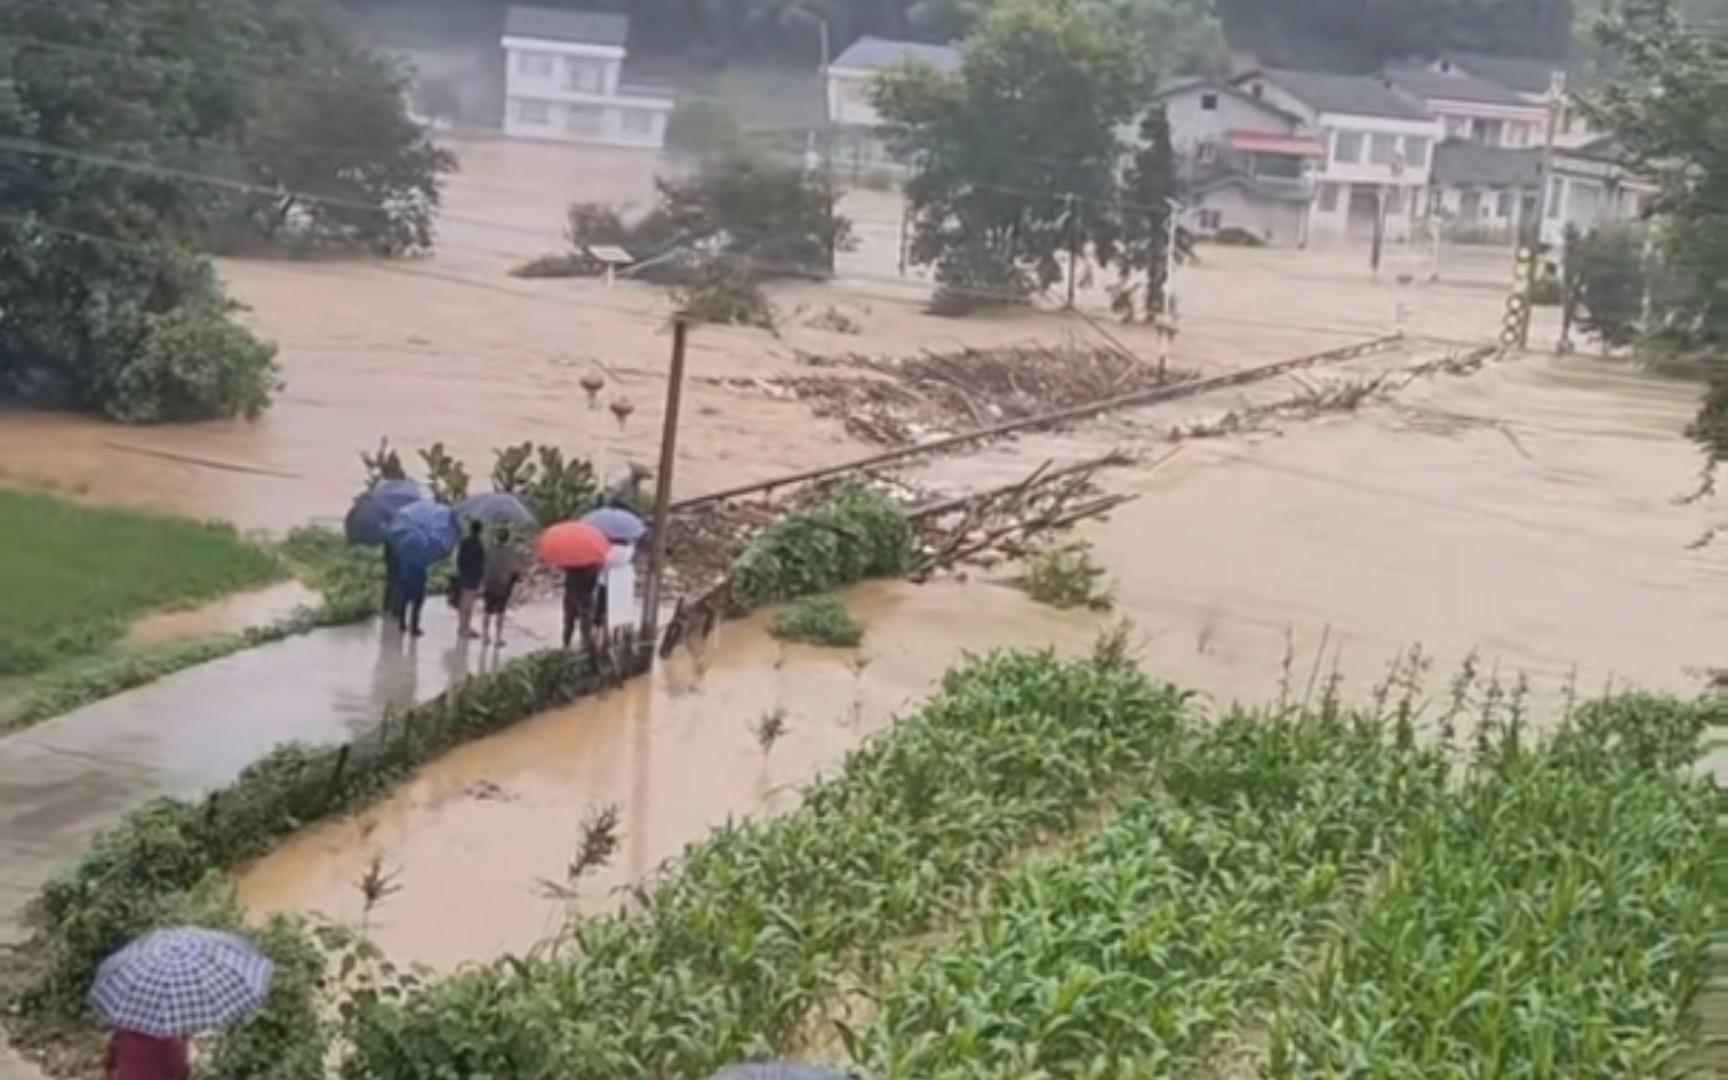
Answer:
238;352;1728;969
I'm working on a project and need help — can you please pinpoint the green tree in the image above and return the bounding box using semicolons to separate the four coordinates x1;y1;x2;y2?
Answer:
875;0;1139;309
0;0;449;422
1113;107;1180;321
642;155;852;276
910;0;1222;80
1571;224;1647;350
1593;0;1728;454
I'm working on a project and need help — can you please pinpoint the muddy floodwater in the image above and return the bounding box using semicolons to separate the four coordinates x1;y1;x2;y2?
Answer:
238;353;1728;969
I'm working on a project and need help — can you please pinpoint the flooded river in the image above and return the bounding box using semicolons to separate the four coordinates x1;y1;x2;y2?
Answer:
238;352;1728;969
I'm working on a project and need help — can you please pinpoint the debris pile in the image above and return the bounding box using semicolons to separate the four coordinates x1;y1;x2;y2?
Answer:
771;343;1192;445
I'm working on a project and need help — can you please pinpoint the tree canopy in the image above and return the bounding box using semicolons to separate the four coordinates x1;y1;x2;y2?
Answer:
874;0;1148;310
0;0;451;422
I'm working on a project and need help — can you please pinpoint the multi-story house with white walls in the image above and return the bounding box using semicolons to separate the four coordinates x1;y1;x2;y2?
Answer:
501;5;673;149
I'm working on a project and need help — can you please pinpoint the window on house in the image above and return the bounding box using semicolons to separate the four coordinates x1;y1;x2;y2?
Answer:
620;108;654;136
1403;136;1429;169
1198;208;1223;230
1473;118;1504;145
1196;141;1218;165
517;52;555;79
1496;189;1514;218
1333;131;1362;164
1369;133;1397;165
565;104;605;135
1547;177;1564;218
1507;123;1529;148
1200;92;1219;111
1318;182;1340;211
564;58;604;94
514;99;550;125
1445;115;1469;138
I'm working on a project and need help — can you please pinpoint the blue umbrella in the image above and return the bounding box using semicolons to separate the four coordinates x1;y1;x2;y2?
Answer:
344;479;430;546
457;491;538;528
581;506;647;544
386;499;458;568
88;927;274;1038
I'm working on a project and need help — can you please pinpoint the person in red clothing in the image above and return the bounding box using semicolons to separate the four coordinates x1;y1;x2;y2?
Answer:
104;1029;189;1080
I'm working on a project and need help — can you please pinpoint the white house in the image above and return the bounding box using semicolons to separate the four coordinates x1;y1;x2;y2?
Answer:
501;5;673;149
825;36;960;172
1233;69;1443;243
1384;64;1549;149
1154;78;1323;246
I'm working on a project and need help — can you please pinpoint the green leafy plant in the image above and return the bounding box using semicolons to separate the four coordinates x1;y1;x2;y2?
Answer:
524;446;599;525
729;484;912;610
417;443;470;504
769;593;864;647
1025;544;1112;610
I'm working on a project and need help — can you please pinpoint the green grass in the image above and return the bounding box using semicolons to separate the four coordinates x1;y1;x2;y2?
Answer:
0;488;285;676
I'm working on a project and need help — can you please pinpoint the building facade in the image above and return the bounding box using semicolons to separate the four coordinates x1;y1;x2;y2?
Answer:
825;36;960;174
1233;69;1442;244
501;6;673;149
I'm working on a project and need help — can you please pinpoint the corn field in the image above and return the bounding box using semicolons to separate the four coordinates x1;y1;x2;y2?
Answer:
337;660;1724;1080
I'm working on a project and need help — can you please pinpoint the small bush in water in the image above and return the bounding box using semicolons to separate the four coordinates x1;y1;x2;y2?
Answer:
770;594;864;647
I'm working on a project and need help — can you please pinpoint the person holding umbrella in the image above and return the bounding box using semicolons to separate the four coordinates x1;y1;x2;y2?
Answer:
481;525;523;647
535;521;611;650
386;501;458;638
454;520;486;639
90;927;273;1080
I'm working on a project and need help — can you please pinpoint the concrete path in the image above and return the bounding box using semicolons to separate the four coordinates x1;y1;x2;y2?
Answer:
0;600;562;943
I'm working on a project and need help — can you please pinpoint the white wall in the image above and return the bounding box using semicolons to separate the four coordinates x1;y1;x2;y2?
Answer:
1431;102;1544;148
1162;86;1297;156
502;38;671;149
827;69;881;127
1193;185;1307;246
504;38;624;100
1315;111;1440;188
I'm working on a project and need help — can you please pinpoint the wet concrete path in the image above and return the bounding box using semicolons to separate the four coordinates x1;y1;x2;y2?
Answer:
0;599;562;943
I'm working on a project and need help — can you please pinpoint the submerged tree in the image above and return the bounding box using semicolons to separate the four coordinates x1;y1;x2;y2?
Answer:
1593;0;1728;457
874;0;1140;310
0;0;450;423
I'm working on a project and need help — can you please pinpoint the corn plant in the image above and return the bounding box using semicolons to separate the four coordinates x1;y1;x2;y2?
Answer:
848;706;1452;1078
1264;694;1725;1078
341;652;1188;1080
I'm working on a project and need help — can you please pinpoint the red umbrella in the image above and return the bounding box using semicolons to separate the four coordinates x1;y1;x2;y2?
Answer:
536;521;611;568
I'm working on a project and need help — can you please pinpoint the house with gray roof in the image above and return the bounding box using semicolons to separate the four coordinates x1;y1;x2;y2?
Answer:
1232;68;1442;243
826;35;961;174
501;5;673;148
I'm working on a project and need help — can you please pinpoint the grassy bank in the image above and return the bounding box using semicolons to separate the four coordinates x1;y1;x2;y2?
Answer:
0;512;380;731
0;488;284;678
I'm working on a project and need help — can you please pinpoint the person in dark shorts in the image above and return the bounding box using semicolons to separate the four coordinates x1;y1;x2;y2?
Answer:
561;564;602;650
481;526;522;646
455;520;486;639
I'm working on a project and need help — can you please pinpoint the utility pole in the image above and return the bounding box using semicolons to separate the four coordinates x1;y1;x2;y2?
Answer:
818;18;836;276
1064;194;1079;309
1163;197;1180;319
1370;185;1386;277
638;318;689;667
1518;70;1564;349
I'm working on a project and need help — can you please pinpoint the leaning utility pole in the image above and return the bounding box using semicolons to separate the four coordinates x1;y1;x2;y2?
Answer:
638;319;689;666
1064;194;1079;309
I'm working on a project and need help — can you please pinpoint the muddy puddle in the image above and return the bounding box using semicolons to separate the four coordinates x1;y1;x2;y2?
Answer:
123;580;321;650
238;351;1726;969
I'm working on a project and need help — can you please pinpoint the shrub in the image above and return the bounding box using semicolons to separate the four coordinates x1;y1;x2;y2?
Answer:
769;593;864;647
729;484;912;610
676;258;776;328
95;303;280;423
1528;273;1563;306
1025;544;1112;610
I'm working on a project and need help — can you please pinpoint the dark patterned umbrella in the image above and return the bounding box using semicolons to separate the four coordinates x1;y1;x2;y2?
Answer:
88;927;274;1037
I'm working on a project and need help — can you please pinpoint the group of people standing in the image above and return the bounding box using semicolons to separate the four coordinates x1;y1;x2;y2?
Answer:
385;523;522;643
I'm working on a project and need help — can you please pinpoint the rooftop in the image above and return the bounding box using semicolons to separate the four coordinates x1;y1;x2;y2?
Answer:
503;5;629;48
1154;76;1304;126
831;35;961;75
1242;68;1433;122
1440;52;1567;96
1384;65;1534;108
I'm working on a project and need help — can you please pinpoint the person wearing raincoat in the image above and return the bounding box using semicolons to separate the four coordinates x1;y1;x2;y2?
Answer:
394;552;428;637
